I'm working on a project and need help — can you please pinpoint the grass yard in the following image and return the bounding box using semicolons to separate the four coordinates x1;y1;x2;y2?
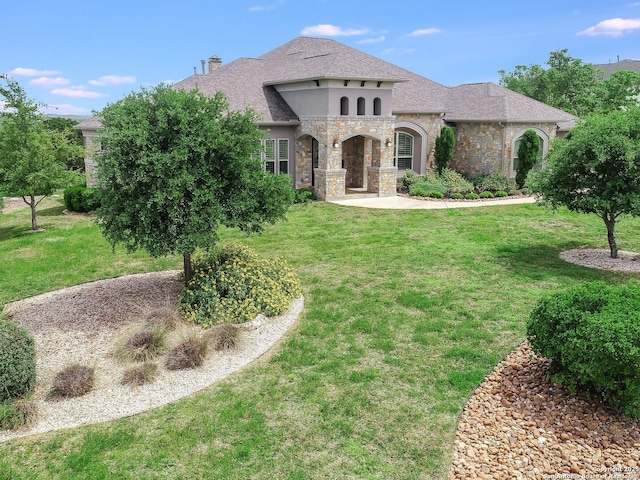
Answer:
1;195;639;479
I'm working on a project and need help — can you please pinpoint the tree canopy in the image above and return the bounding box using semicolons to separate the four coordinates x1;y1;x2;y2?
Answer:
499;49;640;117
527;107;640;258
96;84;294;283
0;77;83;229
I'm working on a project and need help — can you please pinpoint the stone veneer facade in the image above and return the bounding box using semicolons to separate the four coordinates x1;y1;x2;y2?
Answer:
450;122;557;179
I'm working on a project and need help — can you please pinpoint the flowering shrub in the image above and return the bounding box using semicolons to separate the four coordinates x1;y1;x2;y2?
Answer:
180;242;302;327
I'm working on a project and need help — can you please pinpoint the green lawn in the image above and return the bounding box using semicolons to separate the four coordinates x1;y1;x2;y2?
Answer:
1;195;638;479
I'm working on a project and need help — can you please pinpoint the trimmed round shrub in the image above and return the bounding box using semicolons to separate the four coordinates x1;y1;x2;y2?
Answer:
450;193;464;199
409;187;428;197
180;242;302;327
479;191;494;198
527;282;640;417
464;193;479;200
494;190;508;197
0;320;36;403
427;191;444;198
63;185;102;212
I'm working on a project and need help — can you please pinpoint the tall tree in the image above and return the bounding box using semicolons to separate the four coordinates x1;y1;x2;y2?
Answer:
527;107;640;258
96;84;294;284
42;117;85;171
433;126;455;175
515;129;540;188
0;77;83;230
498;49;639;117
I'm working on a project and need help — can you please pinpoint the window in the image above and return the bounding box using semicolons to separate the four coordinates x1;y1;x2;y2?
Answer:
373;97;381;116
261;138;289;175
357;97;365;115
394;132;413;171
340;96;349;115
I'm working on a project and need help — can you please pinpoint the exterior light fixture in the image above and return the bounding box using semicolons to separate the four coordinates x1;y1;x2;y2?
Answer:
333;139;339;148
386;138;392;147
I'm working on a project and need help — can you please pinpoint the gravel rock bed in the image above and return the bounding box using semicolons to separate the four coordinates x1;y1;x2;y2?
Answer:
1;271;303;443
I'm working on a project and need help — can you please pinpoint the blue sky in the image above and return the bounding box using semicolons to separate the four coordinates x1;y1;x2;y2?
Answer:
2;0;639;116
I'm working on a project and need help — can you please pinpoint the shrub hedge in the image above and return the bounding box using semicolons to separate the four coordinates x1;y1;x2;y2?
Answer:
527;282;640;417
63;185;102;213
0;320;36;403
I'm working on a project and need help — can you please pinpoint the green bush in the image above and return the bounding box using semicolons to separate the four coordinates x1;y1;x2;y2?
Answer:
180;242;302;327
411;181;447;195
409;187;428;197
473;172;516;194
397;170;419;192
450;193;464;199
464;193;479;200
479;191;494;198
0;398;37;430
435;168;474;194
427;191;444;198
495;190;508;197
527;282;640;417
293;188;314;204
63;185;101;212
0;320;36;403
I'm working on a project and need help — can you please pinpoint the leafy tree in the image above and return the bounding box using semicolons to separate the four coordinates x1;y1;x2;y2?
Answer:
515;129;540;187
433;126;455;174
0;77;83;230
527;107;640;258
499;49;640;117
42;117;85;171
96;84;294;284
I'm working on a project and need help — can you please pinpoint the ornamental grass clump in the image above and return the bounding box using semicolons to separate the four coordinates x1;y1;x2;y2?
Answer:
165;332;209;371
0;399;38;430
527;282;640;418
121;362;158;387
114;324;167;363
209;324;240;351
180;242;301;327
48;364;94;399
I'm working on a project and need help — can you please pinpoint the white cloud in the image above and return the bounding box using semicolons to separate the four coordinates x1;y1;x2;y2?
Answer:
357;35;386;44
9;67;61;77
89;75;136;87
301;24;370;37
578;17;640;37
51;86;106;99
406;28;441;37
380;48;415;56
29;77;70;88
40;103;91;115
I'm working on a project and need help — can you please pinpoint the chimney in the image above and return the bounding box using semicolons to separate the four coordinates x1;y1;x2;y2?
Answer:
208;55;222;73
201;59;206;75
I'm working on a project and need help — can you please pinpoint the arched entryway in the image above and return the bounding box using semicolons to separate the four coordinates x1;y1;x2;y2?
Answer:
342;135;383;191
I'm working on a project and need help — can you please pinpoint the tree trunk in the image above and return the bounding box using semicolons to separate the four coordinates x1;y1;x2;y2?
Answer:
603;212;618;259
183;252;193;286
28;195;38;231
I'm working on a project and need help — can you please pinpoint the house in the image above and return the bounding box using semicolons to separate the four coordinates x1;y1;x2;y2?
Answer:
594;58;640;80
79;37;575;200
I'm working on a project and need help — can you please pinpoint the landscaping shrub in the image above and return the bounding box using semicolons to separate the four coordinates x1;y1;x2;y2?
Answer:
434;168;474;194
0;399;38;430
464;193;480;200
411;181;446;196
63;185;102;212
293;188;314;204
165;333;209;370
495;190;508;197
450;193;464;199
180;242;302;327
527;282;640;417
397;170;419;193
209;324;240;351
473;172;516;194
121;362;158;387
114;325;167;363
409;187;428;197
48;364;94;399
427;191;444;199
0;320;36;403
479;191;494;198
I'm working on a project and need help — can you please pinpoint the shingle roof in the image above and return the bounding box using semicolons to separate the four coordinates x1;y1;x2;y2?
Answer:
594;59;640;80
445;82;575;124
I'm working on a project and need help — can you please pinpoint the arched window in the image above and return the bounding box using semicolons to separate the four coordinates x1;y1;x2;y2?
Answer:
357;97;365;115
511;131;546;179
340;96;349;116
394;132;413;171
373;97;381;116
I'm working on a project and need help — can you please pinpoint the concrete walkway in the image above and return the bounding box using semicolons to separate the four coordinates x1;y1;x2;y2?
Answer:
329;195;536;210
